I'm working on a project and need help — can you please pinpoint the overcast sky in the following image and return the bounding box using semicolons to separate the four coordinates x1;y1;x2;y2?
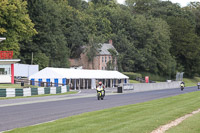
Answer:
117;0;200;7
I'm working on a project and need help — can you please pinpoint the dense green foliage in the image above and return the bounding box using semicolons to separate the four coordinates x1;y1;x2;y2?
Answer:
0;0;37;57
1;0;200;77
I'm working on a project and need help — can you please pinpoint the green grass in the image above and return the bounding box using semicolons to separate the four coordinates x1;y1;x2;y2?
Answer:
129;76;200;86
0;91;77;100
0;84;37;88
6;91;200;133
166;111;200;133
183;77;200;87
129;79;140;83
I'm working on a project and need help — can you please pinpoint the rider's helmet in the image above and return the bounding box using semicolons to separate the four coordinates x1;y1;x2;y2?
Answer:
99;81;102;85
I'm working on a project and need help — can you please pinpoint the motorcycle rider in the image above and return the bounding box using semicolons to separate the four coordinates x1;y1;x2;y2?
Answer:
97;81;105;96
180;81;185;90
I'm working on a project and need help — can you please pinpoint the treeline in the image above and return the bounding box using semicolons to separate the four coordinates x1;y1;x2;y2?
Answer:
1;0;200;78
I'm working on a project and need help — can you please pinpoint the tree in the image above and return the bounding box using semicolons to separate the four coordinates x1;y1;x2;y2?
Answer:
25;0;70;68
62;4;90;58
125;0;159;14
186;2;200;36
168;16;200;77
85;35;103;69
0;0;37;57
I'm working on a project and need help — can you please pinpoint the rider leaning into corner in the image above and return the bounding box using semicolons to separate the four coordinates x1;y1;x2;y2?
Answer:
97;81;105;96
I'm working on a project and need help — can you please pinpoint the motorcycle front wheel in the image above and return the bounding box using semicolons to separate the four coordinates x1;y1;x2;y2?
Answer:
97;93;100;100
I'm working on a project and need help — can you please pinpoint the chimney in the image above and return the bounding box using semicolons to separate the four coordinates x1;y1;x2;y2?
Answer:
109;40;113;45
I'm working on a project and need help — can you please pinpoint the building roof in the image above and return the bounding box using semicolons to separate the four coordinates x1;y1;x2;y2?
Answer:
0;37;6;42
98;43;118;55
0;59;20;65
29;67;129;79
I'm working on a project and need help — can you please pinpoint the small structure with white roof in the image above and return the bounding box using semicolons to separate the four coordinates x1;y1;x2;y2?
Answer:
29;67;129;89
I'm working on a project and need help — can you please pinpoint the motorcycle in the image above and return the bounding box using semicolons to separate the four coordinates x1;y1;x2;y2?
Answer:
96;86;105;100
181;86;184;91
180;83;184;91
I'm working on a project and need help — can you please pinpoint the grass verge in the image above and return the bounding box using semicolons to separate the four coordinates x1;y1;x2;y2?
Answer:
0;91;77;100
183;77;200;87
6;91;200;133
129;79;140;83
166;109;200;133
0;84;37;88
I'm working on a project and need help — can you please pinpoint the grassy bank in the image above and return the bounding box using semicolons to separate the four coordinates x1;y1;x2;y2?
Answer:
0;84;37;88
129;79;140;83
7;91;200;133
167;111;200;133
183;77;200;87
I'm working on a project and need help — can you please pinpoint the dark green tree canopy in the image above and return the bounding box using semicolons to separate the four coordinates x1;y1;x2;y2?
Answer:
2;0;200;78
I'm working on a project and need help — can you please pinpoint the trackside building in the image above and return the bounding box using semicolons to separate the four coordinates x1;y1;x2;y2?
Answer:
29;67;129;89
0;37;20;84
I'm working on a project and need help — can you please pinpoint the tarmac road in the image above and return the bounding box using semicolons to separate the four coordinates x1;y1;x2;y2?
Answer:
0;86;199;132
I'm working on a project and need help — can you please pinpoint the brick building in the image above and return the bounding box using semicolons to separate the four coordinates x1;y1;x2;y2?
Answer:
69;40;118;70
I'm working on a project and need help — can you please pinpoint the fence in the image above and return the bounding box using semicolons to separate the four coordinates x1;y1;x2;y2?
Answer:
30;80;64;87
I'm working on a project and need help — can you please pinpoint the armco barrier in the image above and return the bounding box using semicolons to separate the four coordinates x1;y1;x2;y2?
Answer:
23;88;31;96
38;87;44;95
0;85;69;97
56;86;61;94
50;87;56;94
61;86;67;93
0;89;6;97
15;89;23;96
6;88;15;97
123;81;182;92
31;88;38;95
44;87;50;94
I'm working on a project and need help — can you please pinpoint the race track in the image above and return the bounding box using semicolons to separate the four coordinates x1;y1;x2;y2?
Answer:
0;87;199;132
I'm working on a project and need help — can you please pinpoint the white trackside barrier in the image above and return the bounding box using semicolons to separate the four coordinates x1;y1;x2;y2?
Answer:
6;88;15;97
38;87;44;95
50;87;56;94
23;88;31;96
61;86;67;93
123;81;182;92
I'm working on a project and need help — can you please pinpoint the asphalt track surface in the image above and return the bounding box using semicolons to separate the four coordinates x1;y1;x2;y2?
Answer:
0;86;199;132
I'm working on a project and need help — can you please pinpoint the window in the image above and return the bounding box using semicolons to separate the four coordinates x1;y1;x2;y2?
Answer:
102;67;104;70
102;56;104;62
105;57;107;62
0;65;11;75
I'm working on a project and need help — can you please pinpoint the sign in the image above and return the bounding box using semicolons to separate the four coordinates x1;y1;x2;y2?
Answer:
145;76;149;83
0;51;13;59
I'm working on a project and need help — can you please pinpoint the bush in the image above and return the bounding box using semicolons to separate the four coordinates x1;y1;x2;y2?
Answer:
122;72;142;80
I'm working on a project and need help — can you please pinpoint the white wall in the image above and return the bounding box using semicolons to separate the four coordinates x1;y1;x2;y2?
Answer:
0;75;11;83
14;64;39;77
123;81;182;92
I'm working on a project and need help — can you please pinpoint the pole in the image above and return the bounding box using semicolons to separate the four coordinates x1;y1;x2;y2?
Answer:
31;52;33;65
